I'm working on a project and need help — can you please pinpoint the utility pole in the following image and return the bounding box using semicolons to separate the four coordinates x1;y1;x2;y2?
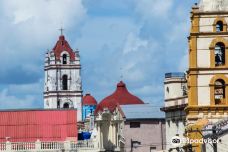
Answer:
130;139;133;152
212;126;217;152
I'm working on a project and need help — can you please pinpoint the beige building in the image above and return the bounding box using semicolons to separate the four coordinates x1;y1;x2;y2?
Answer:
121;104;165;152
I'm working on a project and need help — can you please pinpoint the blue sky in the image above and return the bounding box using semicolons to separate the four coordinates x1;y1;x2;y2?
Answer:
0;0;198;109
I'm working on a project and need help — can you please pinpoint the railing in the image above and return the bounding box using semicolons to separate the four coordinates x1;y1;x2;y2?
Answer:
165;72;185;78
41;141;64;150
0;143;6;151
71;140;94;149
0;140;95;151
11;142;35;151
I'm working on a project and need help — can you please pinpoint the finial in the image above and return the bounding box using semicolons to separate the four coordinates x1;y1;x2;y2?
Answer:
59;27;64;35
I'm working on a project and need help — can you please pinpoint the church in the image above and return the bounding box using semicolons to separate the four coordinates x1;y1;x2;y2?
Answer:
0;27;167;151
43;34;83;121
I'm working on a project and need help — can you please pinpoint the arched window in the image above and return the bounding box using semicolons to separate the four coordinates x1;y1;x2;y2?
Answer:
62;75;68;90
215;42;225;66
63;103;69;108
216;21;223;32
166;87;169;94
47;57;50;64
62;54;67;64
214;79;225;105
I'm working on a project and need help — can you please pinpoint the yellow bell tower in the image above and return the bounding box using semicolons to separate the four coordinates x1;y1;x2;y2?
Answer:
186;1;228;151
187;0;228;124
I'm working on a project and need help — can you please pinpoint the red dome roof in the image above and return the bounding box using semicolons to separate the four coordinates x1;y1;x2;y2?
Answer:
82;93;97;105
95;81;144;114
52;35;75;60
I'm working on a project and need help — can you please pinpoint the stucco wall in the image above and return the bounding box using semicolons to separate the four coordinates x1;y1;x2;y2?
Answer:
123;119;165;152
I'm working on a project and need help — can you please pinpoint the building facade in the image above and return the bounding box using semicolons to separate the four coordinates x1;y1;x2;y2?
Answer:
181;0;228;151
161;72;187;151
82;93;97;121
186;0;228;125
43;34;83;121
121;104;165;152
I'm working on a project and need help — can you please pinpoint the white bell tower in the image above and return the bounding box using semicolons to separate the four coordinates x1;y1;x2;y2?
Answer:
44;33;82;121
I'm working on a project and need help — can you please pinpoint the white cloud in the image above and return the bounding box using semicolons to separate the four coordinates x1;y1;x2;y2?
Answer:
0;89;36;109
135;0;174;20
0;79;43;109
123;32;148;54
1;0;86;46
8;79;43;94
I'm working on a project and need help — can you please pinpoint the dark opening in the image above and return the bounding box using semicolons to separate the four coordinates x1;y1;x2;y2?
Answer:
62;54;67;64
130;122;140;128
216;21;223;32
63;103;69;108
214;79;225;105
215;42;225;66
57;100;60;109
47;57;50;64
62;75;68;90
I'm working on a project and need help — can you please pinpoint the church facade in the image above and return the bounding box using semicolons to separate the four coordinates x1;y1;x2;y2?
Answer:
43;34;83;121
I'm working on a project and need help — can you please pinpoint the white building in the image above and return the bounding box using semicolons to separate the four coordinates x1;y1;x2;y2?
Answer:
43;34;83;121
161;72;188;151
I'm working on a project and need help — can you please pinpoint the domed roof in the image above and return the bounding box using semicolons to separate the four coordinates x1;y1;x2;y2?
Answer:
82;93;97;105
52;35;75;60
95;81;144;114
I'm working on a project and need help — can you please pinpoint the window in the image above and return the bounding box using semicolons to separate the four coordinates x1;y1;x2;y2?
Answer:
63;102;69;108
62;54;67;64
150;147;156;152
130;122;140;128
166;87;169;94
216;21;223;32
215;42;225;66
62;75;68;90
214;79;225;105
57;100;60;109
182;86;187;96
47;57;50;64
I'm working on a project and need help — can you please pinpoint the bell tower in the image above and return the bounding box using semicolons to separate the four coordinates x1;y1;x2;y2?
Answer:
44;34;82;121
186;0;228;125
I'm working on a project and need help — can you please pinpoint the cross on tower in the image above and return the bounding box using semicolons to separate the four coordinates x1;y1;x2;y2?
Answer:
59;27;64;35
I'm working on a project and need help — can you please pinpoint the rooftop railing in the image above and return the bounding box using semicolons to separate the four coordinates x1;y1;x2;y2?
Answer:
0;140;96;152
165;72;186;79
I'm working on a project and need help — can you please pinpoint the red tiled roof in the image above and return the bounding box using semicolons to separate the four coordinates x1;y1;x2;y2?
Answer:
82;93;97;105
95;81;144;114
0;109;77;142
52;35;75;60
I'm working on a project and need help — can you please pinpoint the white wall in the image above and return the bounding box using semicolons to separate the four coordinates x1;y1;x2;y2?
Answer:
44;51;83;121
